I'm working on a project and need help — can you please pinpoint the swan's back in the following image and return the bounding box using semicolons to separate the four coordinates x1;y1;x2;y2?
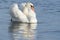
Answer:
10;3;29;22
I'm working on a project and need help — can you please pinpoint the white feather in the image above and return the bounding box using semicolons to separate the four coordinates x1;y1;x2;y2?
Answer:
10;3;29;22
10;3;37;23
22;3;37;23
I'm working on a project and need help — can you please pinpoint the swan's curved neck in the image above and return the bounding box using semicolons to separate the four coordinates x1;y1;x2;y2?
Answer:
22;7;28;16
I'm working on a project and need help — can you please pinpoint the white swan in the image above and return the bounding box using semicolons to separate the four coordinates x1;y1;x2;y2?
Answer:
10;3;29;23
10;2;37;23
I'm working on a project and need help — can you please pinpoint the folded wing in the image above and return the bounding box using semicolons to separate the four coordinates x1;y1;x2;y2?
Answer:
10;3;29;23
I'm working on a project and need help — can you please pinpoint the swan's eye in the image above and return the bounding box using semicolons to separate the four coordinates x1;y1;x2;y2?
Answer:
31;5;34;8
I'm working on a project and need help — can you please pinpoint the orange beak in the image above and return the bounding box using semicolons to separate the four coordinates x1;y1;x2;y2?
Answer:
31;6;34;12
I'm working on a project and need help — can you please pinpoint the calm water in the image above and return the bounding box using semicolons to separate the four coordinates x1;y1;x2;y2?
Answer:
0;0;60;40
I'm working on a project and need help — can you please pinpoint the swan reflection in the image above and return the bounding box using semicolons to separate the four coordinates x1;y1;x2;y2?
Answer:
9;22;37;40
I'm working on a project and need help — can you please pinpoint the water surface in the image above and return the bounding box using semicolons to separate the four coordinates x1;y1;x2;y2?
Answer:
0;0;60;40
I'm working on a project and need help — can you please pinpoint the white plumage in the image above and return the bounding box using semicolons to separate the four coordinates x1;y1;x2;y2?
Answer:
10;3;29;23
10;2;37;23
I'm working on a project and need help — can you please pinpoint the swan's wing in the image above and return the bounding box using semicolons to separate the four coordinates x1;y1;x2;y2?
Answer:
10;3;29;22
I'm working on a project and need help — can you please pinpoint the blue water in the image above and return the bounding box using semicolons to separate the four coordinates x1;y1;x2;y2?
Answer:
0;0;60;40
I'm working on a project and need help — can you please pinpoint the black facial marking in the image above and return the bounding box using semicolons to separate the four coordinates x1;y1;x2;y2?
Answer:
31;5;34;8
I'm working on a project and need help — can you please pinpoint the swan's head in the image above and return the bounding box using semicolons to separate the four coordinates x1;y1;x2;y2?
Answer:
26;2;34;11
21;2;34;11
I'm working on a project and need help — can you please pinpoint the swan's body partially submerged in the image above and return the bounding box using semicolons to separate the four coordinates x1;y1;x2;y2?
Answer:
10;2;37;23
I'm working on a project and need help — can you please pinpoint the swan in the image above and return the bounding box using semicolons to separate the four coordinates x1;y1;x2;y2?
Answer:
10;3;29;23
10;2;37;23
22;2;37;23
